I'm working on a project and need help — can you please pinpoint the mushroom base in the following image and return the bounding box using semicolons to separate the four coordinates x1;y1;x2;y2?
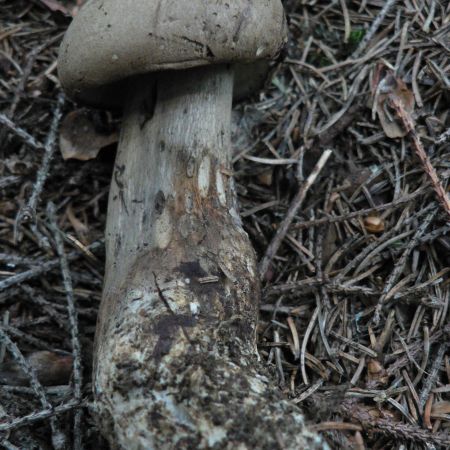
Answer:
94;66;325;450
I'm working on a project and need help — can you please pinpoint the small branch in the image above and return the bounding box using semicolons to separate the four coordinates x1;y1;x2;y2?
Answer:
418;343;447;410
310;422;362;432
258;149;333;279
0;329;47;404
0;400;80;432
0;114;44;150
14;92;65;238
351;0;398;59
2;323;55;352
0;328;67;449
343;400;450;446
291;189;427;230
436;127;450;144
9;33;64;118
47;202;83;450
390;96;450;220
372;211;435;325
0;240;103;291
387;326;449;375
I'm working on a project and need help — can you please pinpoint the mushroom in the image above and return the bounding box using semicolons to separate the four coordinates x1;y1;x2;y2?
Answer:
58;1;325;449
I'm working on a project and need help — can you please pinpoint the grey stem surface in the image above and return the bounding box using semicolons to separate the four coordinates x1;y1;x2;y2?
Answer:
94;65;325;450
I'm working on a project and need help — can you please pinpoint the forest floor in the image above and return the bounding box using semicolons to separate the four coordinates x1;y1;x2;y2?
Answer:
0;0;449;449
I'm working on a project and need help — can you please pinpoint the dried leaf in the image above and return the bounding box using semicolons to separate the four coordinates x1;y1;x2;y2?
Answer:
373;67;415;139
0;351;73;386
59;109;118;161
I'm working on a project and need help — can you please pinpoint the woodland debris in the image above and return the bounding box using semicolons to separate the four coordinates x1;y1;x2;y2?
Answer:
0;1;449;448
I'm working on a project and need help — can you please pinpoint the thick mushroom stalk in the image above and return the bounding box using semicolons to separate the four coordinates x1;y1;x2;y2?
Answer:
94;65;324;449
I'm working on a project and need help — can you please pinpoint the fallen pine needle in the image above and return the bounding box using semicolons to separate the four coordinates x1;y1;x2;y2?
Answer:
389;96;450;220
258;149;333;279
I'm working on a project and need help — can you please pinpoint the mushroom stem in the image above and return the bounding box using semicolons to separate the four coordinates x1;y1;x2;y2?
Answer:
94;65;324;450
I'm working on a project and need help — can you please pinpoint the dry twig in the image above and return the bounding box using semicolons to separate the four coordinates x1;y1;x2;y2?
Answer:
258;149;332;279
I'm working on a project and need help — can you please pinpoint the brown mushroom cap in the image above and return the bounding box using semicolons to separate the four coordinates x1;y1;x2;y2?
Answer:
58;0;287;107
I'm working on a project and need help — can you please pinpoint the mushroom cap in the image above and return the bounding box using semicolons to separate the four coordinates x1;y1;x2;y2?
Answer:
58;0;287;108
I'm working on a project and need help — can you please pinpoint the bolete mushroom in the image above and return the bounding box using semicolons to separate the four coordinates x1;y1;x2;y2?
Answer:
58;1;326;449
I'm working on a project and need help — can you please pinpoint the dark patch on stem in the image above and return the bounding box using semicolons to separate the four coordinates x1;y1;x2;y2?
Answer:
154;190;165;215
153;273;193;346
178;261;208;279
152;314;196;360
140;85;157;129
